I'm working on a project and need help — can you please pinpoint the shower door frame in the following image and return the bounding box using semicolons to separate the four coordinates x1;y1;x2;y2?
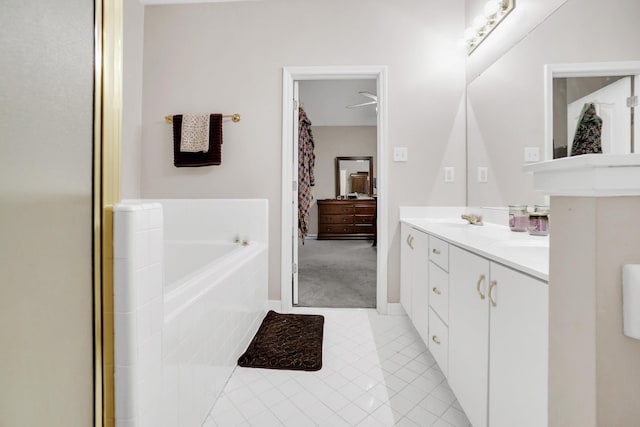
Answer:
280;65;389;314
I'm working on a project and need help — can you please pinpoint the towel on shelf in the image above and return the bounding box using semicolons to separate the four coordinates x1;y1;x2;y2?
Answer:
172;114;223;167
180;114;210;153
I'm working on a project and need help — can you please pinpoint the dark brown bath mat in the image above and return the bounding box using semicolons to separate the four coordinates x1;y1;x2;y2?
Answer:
237;310;324;371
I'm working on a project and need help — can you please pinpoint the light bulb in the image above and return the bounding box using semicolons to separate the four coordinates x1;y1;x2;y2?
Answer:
472;15;486;31
464;27;478;41
483;0;500;18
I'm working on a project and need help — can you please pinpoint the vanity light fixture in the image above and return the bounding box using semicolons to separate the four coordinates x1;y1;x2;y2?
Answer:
464;0;515;54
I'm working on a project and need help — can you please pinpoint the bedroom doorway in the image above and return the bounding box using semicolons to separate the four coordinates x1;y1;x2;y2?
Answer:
280;66;389;314
297;80;377;308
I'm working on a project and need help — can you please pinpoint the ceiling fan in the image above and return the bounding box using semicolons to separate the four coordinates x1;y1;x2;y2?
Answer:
346;91;377;109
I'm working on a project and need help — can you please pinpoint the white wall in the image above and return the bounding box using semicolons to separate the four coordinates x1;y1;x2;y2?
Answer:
465;0;640;206
140;0;467;301
0;0;94;425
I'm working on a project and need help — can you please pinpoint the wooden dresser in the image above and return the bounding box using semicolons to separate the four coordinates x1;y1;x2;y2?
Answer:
317;198;376;240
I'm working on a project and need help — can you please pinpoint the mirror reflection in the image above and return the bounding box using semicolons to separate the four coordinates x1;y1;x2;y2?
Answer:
552;75;637;158
335;156;374;198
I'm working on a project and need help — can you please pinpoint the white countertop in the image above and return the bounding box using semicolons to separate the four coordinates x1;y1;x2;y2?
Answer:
401;217;549;281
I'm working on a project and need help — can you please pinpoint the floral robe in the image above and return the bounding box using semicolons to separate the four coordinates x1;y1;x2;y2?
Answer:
298;107;315;241
571;102;603;156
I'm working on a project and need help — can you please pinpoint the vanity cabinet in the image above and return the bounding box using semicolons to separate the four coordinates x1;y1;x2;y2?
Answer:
400;224;429;343
448;245;549;427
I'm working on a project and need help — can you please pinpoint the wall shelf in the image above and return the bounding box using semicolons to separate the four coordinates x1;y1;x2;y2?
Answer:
524;153;640;196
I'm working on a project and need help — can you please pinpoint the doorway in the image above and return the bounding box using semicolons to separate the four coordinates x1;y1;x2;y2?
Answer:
297;80;377;308
280;66;389;314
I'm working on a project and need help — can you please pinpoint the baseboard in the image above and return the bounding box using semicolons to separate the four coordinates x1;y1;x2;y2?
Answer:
386;303;407;316
268;299;282;312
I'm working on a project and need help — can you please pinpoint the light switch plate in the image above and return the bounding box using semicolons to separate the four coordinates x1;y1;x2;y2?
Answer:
393;147;408;162
444;167;455;182
478;166;488;183
524;147;540;162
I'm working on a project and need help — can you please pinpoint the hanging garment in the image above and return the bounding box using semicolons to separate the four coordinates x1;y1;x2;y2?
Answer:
570;102;603;156
298;107;316;242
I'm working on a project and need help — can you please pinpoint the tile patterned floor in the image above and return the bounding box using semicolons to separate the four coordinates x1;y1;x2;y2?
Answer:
204;308;472;427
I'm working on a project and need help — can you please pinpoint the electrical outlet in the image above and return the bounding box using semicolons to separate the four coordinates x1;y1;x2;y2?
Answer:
393;147;409;162
478;166;488;183
524;147;540;162
444;167;455;183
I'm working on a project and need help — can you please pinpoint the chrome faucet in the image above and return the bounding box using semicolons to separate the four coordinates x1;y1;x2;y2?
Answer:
461;213;483;226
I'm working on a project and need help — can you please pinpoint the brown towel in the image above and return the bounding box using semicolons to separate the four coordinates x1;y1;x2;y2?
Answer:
172;114;223;167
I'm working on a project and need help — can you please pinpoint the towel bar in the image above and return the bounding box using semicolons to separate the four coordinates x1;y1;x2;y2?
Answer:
164;113;240;124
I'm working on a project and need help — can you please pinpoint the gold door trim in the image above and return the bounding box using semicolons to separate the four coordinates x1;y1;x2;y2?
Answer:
94;1;123;426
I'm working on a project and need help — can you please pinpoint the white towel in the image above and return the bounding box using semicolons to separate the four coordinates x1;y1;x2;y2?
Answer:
180;114;210;153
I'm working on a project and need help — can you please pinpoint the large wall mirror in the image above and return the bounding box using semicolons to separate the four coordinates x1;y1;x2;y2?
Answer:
335;156;374;198
545;61;640;160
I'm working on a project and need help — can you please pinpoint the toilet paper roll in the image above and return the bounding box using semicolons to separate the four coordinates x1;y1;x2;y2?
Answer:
623;264;640;340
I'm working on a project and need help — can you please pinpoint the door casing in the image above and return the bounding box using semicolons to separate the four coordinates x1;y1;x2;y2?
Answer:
281;65;388;314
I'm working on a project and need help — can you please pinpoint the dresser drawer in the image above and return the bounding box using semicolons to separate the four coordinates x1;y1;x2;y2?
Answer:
353;205;376;215
429;307;449;376
319;214;353;224
429;236;449;271
429;261;449;324
353;214;375;224
352;224;375;234
319;204;355;214
319;224;352;234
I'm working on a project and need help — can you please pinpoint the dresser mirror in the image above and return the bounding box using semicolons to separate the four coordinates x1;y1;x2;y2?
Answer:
545;61;640;160
335;156;374;197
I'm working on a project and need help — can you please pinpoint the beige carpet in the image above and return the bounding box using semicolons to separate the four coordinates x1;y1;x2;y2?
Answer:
297;239;376;308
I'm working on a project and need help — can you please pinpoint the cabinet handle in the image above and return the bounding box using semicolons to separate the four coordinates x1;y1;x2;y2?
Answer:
476;274;486;300
432;287;441;295
432;248;441;255
432;335;441;345
489;280;497;307
407;234;414;250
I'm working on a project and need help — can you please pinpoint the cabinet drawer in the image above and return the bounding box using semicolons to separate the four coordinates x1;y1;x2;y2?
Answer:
319;204;355;214
429;307;449;376
429;262;449;324
319;224;352;234
429;236;449;271
353;214;375;224
320;214;353;224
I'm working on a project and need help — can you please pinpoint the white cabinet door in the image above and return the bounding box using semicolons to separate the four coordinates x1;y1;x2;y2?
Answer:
410;231;429;343
400;224;412;317
448;246;490;427
488;263;549;427
400;224;429;342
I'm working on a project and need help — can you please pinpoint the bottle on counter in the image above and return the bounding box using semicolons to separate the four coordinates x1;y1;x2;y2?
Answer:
528;212;549;236
509;205;529;232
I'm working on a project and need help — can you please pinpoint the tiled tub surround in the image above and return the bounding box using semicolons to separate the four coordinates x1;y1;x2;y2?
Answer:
113;199;268;427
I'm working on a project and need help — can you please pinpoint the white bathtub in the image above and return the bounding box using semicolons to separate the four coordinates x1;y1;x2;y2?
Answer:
164;240;240;292
113;199;268;427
